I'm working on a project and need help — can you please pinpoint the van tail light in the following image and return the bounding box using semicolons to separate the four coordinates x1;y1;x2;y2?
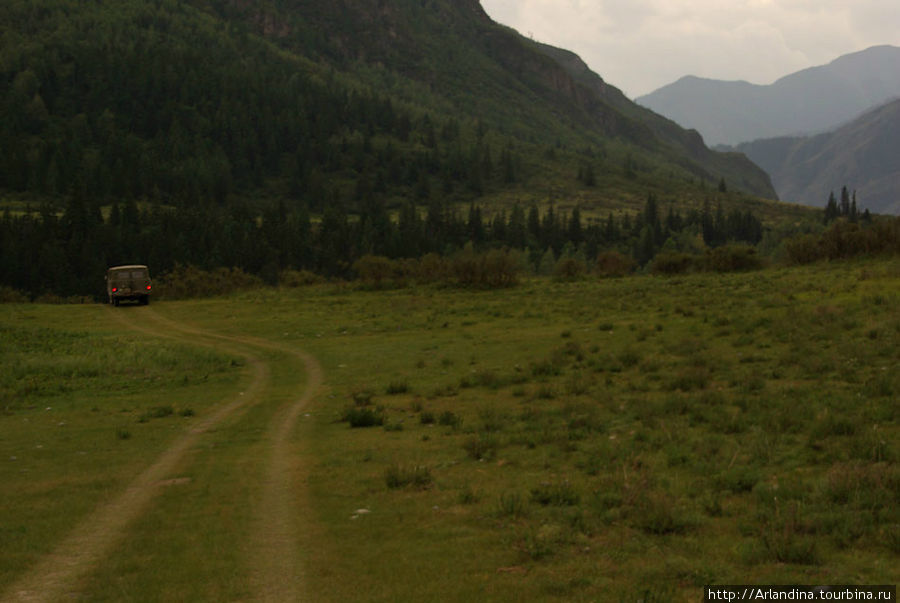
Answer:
112;287;118;292
146;285;152;291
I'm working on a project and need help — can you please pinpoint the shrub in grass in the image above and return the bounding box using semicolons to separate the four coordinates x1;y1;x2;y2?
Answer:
353;255;400;289
667;367;710;392
716;465;761;493
704;244;763;272
595;250;635;278
458;485;480;505
530;481;580;506
278;269;323;287
116;428;131;440
179;408;195;417
477;407;506;432
351;388;375;406
885;524;900;554
154;265;263;299
630;491;691;535
385;381;409;395
863;373;896;398
438;410;461;429
138;405;174;422
419;411;435;425
620;587;676;603
530;359;562;377
342;406;384;428
0;286;29;303
496;492;526;518
849;427;894;462
759;503;820;565
650;252;698;275
822;461;897;511
535;384;555;399
565;371;592;395
429;383;459;398
472;369;504;389
553;257;587;281
519;525;558;560
808;413;856;443
617;348;641;368
463;434;498;460
384;464;432;490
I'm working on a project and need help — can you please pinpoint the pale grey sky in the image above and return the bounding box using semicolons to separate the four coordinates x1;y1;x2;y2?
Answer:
479;0;900;98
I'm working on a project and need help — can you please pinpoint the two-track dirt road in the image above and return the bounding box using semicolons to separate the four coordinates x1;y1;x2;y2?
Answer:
2;307;323;602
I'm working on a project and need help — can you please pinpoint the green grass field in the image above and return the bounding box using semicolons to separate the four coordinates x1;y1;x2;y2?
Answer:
2;259;898;601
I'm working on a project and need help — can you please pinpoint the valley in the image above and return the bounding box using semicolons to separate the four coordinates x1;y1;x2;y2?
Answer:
2;260;897;601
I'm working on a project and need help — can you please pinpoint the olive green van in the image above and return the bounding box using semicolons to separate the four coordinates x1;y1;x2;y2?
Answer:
106;265;152;306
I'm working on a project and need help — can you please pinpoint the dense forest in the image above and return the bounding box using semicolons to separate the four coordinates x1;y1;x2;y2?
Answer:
1;0;778;209
9;0;894;302
0;193;765;298
1;0;519;209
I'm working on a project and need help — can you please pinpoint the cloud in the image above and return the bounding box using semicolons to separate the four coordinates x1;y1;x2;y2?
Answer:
480;0;900;98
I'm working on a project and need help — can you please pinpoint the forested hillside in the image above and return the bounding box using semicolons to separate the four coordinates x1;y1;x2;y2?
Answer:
1;0;790;298
1;0;779;204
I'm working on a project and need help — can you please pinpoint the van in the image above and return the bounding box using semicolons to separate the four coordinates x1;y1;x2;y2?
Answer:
107;265;152;306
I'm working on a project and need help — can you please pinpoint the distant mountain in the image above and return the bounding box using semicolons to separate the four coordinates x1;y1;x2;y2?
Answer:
636;46;900;146
734;99;900;215
0;0;775;211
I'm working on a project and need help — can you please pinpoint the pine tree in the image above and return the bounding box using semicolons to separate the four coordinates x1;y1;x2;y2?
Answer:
567;206;583;246
824;191;839;224
507;204;527;248
840;186;851;217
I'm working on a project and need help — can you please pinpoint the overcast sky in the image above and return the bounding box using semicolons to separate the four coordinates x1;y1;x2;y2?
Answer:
479;0;900;99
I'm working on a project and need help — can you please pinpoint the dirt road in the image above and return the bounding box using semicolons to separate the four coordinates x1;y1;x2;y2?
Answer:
1;307;322;602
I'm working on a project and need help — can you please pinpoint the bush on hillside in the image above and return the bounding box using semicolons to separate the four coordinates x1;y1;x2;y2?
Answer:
785;217;900;265
154;265;263;299
554;257;588;281
704;244;763;272
595;251;636;278
649;252;698;275
451;247;519;288
353;255;402;289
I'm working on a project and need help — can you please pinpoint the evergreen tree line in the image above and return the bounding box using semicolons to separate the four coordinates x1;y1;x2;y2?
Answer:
824;186;871;224
0;193;763;299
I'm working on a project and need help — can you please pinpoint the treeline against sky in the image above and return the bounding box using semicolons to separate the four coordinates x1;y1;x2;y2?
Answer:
0;194;763;299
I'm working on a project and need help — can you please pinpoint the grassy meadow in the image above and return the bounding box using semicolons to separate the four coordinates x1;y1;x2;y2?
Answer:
2;258;898;601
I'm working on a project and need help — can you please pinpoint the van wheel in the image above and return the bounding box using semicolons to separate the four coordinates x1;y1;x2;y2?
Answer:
113;298;120;307
141;296;149;306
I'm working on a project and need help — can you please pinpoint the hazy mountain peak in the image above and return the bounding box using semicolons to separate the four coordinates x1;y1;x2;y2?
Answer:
637;45;900;146
735;98;900;215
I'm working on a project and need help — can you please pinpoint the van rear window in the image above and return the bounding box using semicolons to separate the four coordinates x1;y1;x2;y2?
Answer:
111;270;147;279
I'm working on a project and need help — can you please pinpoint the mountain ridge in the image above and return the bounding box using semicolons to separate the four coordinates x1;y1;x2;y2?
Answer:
636;45;900;146
734;98;900;215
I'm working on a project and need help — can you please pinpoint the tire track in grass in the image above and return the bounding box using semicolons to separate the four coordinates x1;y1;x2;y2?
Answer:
141;308;324;602
1;307;270;603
